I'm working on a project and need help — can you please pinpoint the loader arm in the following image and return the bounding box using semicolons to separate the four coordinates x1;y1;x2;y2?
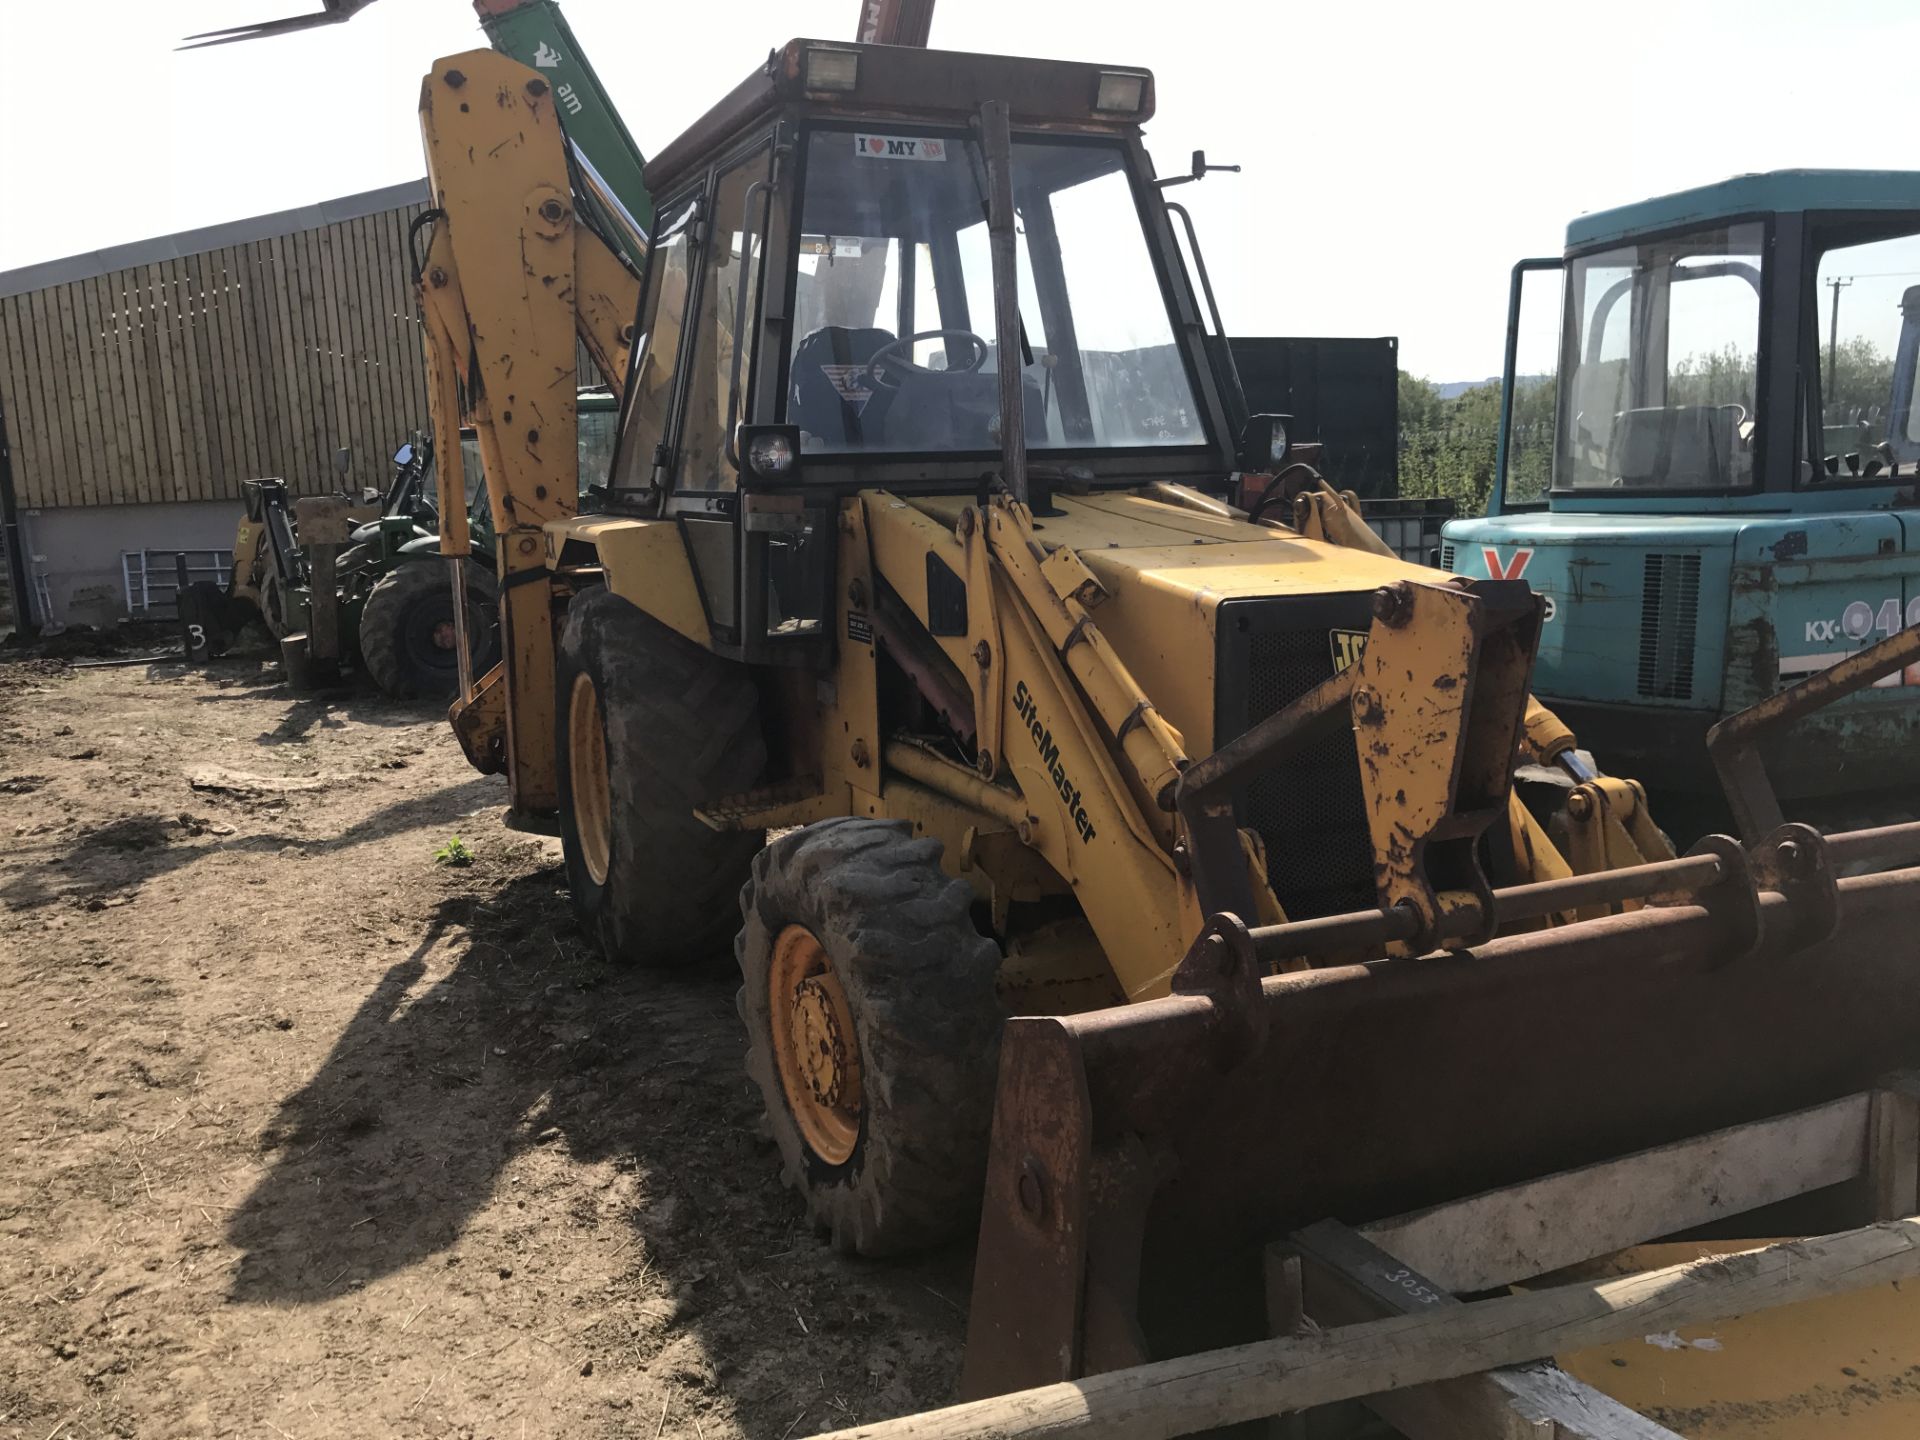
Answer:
414;48;640;813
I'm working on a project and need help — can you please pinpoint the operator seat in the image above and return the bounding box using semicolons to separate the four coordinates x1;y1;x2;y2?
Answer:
1609;405;1741;488
790;325;896;449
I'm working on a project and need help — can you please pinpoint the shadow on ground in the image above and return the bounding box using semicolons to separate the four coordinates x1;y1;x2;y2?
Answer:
0;775;505;912
223;863;969;1433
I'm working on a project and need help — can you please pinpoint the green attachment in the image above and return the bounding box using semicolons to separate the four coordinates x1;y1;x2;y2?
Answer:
478;0;653;253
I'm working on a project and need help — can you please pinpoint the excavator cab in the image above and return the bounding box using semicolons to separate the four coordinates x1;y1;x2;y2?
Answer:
601;42;1234;665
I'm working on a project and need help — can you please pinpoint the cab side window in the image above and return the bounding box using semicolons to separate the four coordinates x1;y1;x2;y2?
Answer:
675;150;772;493
610;201;698;495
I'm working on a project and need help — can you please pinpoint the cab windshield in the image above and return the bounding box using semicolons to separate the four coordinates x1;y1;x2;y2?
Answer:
785;128;1207;456
1556;222;1763;492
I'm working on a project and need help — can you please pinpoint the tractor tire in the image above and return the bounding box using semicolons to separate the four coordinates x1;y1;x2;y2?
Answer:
555;586;766;968
358;559;499;701
737;819;1004;1256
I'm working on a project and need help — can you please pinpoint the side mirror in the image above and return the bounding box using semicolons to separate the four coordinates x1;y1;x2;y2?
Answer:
1158;149;1243;189
393;444;414;467
333;447;351;477
1237;413;1292;474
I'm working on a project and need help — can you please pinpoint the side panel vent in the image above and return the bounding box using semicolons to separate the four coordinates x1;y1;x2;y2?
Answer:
1637;552;1702;699
1439;542;1456;573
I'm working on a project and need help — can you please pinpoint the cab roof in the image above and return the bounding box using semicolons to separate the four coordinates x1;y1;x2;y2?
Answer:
1566;169;1920;252
645;38;1155;194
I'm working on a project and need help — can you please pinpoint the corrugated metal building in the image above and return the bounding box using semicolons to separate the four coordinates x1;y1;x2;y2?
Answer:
0;180;434;629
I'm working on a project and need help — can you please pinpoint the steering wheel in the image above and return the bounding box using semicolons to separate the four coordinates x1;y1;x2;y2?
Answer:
862;330;990;390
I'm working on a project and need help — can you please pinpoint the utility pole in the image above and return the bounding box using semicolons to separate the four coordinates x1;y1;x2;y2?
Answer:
1827;275;1853;403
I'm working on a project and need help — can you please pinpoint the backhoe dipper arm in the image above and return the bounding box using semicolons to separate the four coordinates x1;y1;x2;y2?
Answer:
415;49;638;813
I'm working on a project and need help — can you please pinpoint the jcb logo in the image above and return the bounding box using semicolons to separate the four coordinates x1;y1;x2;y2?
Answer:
1329;628;1368;674
1482;547;1533;581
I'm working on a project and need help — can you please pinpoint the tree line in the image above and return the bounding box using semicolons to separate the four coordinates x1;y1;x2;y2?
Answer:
1396;336;1900;515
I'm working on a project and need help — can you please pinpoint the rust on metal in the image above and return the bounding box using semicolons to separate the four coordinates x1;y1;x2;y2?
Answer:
962;841;1920;1401
1709;625;1920;841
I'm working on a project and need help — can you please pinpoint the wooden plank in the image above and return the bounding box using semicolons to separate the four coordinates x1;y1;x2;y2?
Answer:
227;244;267;481
80;276;128;505
315;219;353;492
145;262;191;502
130;264;174;503
71;282;118;506
286;225;324;474
168;255;214;499
49;281;98;508
1360;1094;1871;1294
146;262;189;503
246;238;292;481
96;272;140;503
299;222;336;488
210;247;253;488
1870;1084;1920;1222
815;1219;1920;1440
362;213;406;451
164;255;212;503
336;215;372;462
104;270;156;504
184;252;230;498
26;286;79;508
342;214;381;483
0;297;46;508
1293;1221;1684;1440
261;235;301;478
392;206;428;411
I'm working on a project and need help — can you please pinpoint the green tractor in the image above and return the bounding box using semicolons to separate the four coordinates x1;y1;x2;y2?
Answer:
184;390;618;697
346;387;621;698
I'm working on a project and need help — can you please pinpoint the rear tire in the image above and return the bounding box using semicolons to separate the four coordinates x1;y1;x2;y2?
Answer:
737;819;1003;1256
556;586;766;968
358;558;499;701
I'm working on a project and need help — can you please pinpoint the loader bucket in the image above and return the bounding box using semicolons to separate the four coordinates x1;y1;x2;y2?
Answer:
960;822;1920;1398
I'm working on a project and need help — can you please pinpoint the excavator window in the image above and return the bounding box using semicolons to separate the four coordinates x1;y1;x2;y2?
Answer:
783;127;1206;458
1810;223;1920;479
1557;222;1763;492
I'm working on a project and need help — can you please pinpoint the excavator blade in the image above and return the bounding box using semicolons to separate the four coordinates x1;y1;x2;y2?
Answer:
960;823;1920;1398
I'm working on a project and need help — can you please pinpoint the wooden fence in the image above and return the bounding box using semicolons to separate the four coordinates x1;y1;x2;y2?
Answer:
0;196;435;510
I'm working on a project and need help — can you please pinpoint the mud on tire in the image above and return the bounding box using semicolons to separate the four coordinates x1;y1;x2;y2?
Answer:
737;819;1003;1256
556;586;766;968
359;558;499;701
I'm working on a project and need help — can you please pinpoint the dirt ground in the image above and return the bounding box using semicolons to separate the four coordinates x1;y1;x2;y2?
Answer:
0;645;966;1440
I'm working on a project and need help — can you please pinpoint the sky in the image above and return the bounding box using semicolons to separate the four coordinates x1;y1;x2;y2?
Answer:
2;0;1917;383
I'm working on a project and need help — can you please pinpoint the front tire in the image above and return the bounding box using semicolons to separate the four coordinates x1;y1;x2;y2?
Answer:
737;819;1003;1256
555;587;766;968
358;558;499;700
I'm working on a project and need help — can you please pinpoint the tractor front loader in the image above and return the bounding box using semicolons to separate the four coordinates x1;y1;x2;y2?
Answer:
410;37;1920;1426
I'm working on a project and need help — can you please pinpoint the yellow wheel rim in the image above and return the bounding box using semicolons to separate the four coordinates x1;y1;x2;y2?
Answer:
768;924;863;1166
568;671;611;887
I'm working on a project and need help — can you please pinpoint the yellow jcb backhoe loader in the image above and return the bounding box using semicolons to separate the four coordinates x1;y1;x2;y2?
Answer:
409;38;1920;1433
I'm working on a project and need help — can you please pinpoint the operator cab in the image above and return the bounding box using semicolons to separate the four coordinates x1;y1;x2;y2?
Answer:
1443;171;1920;808
605;40;1243;662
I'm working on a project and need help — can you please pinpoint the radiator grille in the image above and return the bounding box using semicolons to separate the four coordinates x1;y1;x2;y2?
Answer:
1636;553;1703;700
1217;598;1377;921
1439;542;1456;573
